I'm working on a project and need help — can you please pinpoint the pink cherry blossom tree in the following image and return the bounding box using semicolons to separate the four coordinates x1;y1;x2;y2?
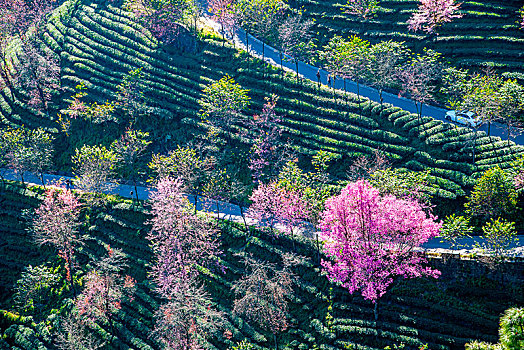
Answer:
342;0;380;21
148;177;220;296
319;180;441;320
76;246;135;343
407;0;463;34
32;187;83;297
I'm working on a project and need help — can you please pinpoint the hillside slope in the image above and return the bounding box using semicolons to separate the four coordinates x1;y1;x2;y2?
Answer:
0;0;523;202
1;182;522;350
290;0;524;81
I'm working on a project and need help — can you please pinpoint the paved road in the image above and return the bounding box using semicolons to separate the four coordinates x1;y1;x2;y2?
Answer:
203;15;524;145
2;169;522;255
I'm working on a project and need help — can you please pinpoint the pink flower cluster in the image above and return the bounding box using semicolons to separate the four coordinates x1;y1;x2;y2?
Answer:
320;180;441;302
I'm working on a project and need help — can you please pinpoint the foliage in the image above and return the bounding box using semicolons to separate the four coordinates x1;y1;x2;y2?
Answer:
407;0;463;34
499;307;524;350
465;166;518;221
110;128;151;199
277;11;315;67
115;67;150;125
72;144;117;194
31;187;83;293
14;264;60;314
476;218;518;260
232;255;294;341
369;168;434;206
341;0;379;20
320;180;441;305
200;74;250;132
0;127;54;183
439;214;473;248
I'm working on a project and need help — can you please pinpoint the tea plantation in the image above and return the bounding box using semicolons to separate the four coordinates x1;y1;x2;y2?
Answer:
289;0;524;82
0;0;523;202
0;182;522;350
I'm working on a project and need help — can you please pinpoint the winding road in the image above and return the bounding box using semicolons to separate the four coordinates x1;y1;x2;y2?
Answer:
202;16;524;145
2;169;522;256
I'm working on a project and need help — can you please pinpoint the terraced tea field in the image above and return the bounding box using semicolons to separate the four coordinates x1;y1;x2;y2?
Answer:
0;0;522;202
289;0;524;81
0;182;520;350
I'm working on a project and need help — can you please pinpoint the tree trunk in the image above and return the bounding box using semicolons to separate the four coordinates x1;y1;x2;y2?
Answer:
239;205;249;233
215;200;220;222
134;181;139;203
194;193;198;214
39;172;46;188
344;79;347;106
221;23;225;47
487;121;491;137
373;301;379;321
295;60;299;85
274;333;278;350
68;256;76;298
279;52;284;78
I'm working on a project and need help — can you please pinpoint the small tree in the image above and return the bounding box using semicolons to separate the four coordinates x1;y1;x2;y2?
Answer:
399;48;442;128
72;144;117;195
111;129;151;202
153;275;224;350
55;311;105;350
476;218;518;262
148;177;220;296
465;166;518;222
232;255;295;349
114;67;149;126
369;168;434;206
32;187;83;297
368;40;409;108
245;95;288;183
497;79;524;146
277;12;315;83
76;246;136;343
407;0;463;34
320;180;441;320
200;75;250;138
439;214;474;248
248;182;283;235
342;0;380;21
14;264;60;314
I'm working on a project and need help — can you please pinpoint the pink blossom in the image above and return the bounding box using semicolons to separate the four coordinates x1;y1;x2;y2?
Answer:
320;180;441;303
408;0;463;34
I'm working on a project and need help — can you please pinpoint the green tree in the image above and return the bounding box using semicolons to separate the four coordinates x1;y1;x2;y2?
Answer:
465;166;518;222
72;144;117;195
439;214;474;248
499;307;524;350
497;79;524;146
476;218;518;261
115;67;150;126
199;75;250;139
111;129;151;202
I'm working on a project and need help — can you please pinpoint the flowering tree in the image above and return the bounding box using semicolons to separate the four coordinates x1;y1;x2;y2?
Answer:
148;177;223;348
248;182;283;235
129;0;197;43
76;246;135;342
32;187;82;297
519;6;524;30
277;12;315;83
342;0;380;21
148;177;220;296
245;95;288;183
111;128;151;201
407;0;463;34
55;311;105;350
153;275;224;350
320;180;441;320
209;0;237;43
72;144;117;195
232;255;294;349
